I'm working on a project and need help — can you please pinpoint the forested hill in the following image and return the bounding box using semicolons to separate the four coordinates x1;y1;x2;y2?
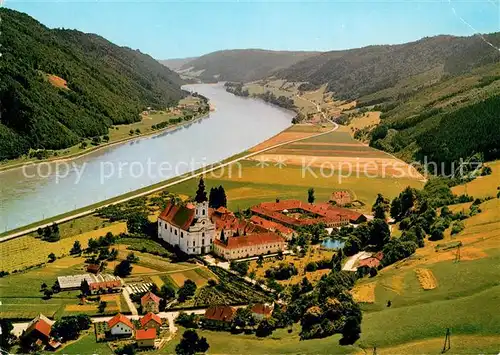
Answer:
174;49;319;83
275;33;500;100
0;8;185;160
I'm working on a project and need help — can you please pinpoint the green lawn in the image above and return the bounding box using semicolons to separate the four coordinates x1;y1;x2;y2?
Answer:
57;332;111;354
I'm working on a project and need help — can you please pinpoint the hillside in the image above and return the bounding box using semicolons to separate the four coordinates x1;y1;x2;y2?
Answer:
276;34;500;101
366;62;500;171
0;8;185;161
160;57;197;70
176;49;319;83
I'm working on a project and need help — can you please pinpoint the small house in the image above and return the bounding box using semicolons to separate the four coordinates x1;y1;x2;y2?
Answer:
141;292;161;313
140;312;162;332
22;314;53;347
136;328;157;348
108;314;134;336
251;303;274;320
204;305;235;329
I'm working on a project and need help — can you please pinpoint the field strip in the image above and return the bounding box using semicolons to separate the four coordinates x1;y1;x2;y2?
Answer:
351;282;376;303
415;268;438;290
0;121;338;243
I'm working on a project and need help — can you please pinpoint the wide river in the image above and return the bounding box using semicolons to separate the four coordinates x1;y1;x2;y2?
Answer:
0;84;293;232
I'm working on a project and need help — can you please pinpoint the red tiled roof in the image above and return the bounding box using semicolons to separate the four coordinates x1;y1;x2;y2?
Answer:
136;328;156;340
204;305;235;322
89;280;122;290
158;203;195;231
140;312;162;327
251;303;273;316
108;314;134;329
86;264;100;273
141;292;161;306
214;232;285;250
211;209;267;235
25;316;51;339
250;215;294;235
358;258;380;268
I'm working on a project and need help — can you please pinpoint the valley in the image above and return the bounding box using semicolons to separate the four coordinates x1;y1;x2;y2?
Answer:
1;5;499;355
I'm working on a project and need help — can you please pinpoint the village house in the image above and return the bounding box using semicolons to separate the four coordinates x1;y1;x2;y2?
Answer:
251;303;274;320
89;279;122;295
358;252;384;269
108;314;134;337
203;305;235;329
140;312;163;332
22;314;53;349
135;328;157;348
157;179;215;255
141;292;161;313
330;190;352;206
213;232;286;260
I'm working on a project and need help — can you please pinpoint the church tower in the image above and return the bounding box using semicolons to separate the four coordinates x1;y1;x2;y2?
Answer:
194;177;208;219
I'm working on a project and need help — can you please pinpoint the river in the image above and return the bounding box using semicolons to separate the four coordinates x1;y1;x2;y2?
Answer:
0;83;293;232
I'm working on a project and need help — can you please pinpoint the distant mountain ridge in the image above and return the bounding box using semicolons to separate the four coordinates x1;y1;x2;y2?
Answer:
275;34;500;100
165;49;320;83
0;8;185;160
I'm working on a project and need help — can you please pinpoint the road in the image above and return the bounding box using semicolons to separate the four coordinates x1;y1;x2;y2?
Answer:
0;120;338;243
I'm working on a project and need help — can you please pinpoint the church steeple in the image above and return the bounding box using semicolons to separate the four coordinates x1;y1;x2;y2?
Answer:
195;177;208;203
194;177;208;219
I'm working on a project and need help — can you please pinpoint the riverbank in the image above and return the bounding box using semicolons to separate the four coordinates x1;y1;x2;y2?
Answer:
0;122;336;241
0;98;211;173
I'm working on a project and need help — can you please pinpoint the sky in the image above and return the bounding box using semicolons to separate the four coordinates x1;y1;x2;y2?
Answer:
4;0;500;59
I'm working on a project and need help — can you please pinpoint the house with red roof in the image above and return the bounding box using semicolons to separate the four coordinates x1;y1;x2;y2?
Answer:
22;314;53;348
204;305;235;329
141;292;161;313
213;232;286;260
140;312;163;332
108;314;134;336
135;328;157;348
251;303;274;320
157;179;215;255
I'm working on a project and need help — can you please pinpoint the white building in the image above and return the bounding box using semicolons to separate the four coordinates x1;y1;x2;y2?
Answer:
108;314;134;336
158;179;215;257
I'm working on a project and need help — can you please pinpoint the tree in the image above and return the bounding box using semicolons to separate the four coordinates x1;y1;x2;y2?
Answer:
70;240;82;255
390;197;402;220
98;301;107;313
340;315;362;345
176;312;199;329
43;288;54;299
48;253;56;262
0;319;15;350
160;284;176;300
308;188;315;204
175;329;209;355
256;318;275;337
230;261;249;276
127;212;150;235
115;343;136;355
108;248;118;261
195;177;208;203
232;307;255;329
80;279;91;296
372;194;389;219
178;279;197;301
126;252;139;263
114;260;133;277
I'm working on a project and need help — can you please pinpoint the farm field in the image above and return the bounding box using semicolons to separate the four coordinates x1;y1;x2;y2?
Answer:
0;223;126;272
452;160;500;198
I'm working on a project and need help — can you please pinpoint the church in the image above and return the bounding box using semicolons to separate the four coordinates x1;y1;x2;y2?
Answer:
157;178;215;255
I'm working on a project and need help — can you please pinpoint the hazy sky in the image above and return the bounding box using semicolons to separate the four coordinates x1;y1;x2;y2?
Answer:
5;0;500;59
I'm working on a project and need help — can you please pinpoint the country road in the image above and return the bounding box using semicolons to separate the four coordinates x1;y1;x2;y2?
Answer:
0;120;338;243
